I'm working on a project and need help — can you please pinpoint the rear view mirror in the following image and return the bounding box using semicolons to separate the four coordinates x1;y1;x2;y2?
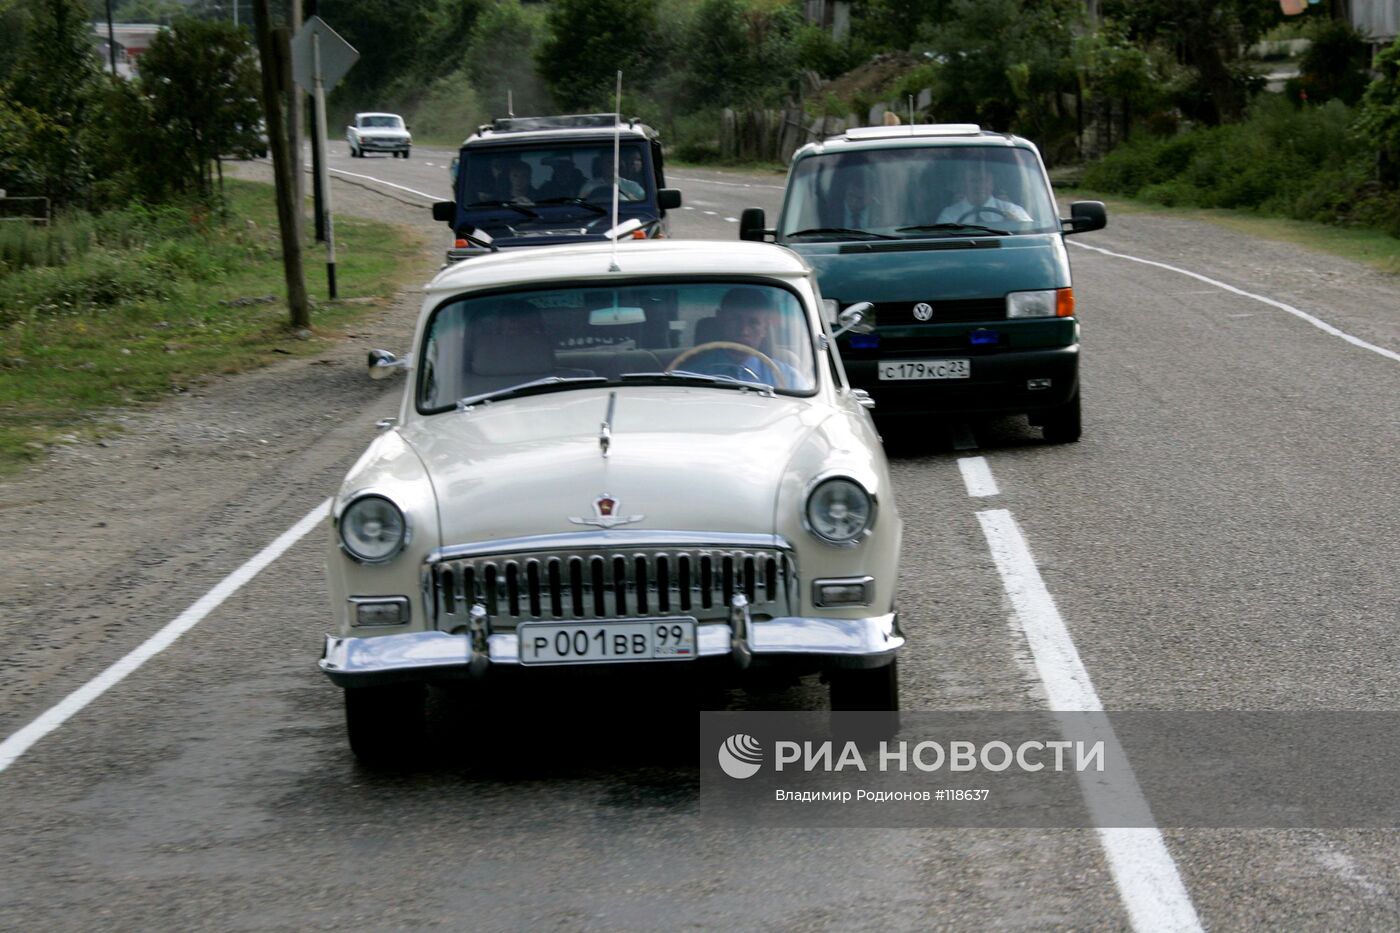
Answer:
739;207;769;242
1062;200;1107;235
658;188;682;211
432;201;455;223
834;302;875;337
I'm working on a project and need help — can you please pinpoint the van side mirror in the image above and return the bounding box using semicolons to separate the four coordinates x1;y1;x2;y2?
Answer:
834;301;875;337
432;201;455;223
658;188;682;210
739;207;769;242
1062;200;1107;235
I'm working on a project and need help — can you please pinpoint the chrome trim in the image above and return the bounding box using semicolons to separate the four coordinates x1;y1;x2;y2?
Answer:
336;494;412;565
812;575;874;608
730;594;752;669
319;612;901;685
347;595;411;626
801;474;878;549
429;531;791;563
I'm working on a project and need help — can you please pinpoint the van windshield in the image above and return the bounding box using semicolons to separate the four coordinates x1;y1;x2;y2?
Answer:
780;146;1059;239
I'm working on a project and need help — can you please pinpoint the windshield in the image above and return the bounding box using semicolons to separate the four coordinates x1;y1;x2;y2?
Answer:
779;145;1059;238
418;281;818;413
360;115;403;129
458;142;654;229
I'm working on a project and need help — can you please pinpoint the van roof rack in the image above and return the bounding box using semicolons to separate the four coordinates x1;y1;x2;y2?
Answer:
842;123;983;141
483;114;637;134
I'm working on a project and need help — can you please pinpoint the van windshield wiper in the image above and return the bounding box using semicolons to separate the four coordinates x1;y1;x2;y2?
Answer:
467;200;541;218
895;222;1010;236
457;376;607;409
534;197;608;215
786;227;897;240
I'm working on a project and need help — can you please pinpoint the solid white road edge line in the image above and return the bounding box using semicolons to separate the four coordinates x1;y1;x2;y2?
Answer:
667;172;785;191
0;499;332;776
957;456;999;498
976;508;1204;933
325;167;439;202
1069;240;1400;364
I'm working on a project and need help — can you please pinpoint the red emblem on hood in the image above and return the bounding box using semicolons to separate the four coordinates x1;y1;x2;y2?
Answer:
568;493;644;529
597;496;616;516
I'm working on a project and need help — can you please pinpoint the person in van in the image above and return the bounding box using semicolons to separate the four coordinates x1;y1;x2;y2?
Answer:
937;161;1030;224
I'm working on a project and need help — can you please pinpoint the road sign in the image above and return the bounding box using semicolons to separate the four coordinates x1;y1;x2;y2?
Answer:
291;16;357;93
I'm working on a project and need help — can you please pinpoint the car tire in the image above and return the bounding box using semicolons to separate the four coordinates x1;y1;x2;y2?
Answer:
403;149;411;160
344;683;426;766
829;660;900;741
350;144;360;158
1038;389;1082;444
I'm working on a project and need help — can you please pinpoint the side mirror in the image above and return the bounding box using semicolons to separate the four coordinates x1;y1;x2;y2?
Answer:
834;301;875;337
367;349;409;380
657;188;682;211
432;201;455;223
739;207;768;242
1062;200;1107;235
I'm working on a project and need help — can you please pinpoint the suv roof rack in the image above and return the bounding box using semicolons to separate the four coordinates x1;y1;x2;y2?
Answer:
481;114;638;134
842;123;983;141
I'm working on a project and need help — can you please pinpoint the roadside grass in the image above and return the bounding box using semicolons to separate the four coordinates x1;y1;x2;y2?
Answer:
1057;187;1400;275
0;179;427;474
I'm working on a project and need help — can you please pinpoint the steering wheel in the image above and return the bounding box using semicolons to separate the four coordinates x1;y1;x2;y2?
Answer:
666;341;788;389
957;206;1010;224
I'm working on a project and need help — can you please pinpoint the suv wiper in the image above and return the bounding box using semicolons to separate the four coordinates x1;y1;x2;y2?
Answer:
457;376;607;409
534;197;608;215
466;200;541;219
786;227;897;240
620;371;775;394
895;222;1010;236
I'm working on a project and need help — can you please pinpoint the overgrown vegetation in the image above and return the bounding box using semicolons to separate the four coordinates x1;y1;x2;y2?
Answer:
0;181;426;472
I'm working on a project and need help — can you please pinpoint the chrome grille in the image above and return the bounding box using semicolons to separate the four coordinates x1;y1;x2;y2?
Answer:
430;546;795;628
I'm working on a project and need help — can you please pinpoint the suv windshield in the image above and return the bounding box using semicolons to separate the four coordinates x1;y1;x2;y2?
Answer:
780;145;1059;238
418;281;818;412
459;142;653;224
360;116;403;129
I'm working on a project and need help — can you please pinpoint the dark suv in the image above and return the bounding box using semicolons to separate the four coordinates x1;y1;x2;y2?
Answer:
432;114;682;263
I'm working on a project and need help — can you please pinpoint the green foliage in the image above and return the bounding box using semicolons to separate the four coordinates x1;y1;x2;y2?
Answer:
676;0;802;109
793;23;861;80
536;0;663;111
322;0;435;102
850;0;949;51
465;0;549;117
1355;36;1400;187
407;69;487;142
1290;19;1371;107
109;0;185;23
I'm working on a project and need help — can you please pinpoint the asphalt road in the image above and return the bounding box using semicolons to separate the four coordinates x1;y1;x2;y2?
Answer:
1;144;1398;930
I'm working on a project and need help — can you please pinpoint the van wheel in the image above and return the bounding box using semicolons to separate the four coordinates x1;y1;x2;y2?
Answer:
1039;390;1082;444
344;684;426;766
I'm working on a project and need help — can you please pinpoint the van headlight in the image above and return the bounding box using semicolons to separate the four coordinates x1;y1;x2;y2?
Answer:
339;495;408;563
805;477;874;545
1006;289;1057;318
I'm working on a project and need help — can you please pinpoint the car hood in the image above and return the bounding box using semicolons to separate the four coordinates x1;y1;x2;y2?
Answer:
357;128;410;138
788;233;1068;303
400;387;825;547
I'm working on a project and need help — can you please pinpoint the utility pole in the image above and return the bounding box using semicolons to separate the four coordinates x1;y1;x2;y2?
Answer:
253;0;311;328
105;0;117;77
307;0;325;242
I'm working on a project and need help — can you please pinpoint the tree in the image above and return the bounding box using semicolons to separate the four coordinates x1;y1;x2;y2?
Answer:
681;0;802;108
135;17;262;199
320;0;434;101
466;0;549;117
1356;37;1400;188
537;0;661;111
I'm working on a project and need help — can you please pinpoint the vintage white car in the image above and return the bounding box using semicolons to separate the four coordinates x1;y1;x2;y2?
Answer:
346;112;411;158
319;239;904;762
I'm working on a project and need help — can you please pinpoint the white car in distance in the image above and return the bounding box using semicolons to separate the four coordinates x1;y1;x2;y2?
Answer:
320;239;904;764
346;112;411;158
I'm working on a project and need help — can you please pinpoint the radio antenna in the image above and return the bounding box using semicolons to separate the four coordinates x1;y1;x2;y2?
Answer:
507;89;514;117
908;94;915;134
609;70;623;272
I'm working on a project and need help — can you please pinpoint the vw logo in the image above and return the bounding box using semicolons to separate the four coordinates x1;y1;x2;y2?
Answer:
912;302;934;321
717;733;764;779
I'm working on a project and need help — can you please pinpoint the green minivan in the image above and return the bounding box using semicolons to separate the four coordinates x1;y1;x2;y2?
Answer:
740;124;1105;442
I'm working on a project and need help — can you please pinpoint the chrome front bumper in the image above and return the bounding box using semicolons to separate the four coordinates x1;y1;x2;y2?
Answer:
320;611;902;688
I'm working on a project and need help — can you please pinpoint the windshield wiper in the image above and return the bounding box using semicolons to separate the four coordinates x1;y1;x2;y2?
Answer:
785;227;897;240
466;200;541;218
534;197;608;215
620;371;776;394
457;376;607;409
895;222;1010;236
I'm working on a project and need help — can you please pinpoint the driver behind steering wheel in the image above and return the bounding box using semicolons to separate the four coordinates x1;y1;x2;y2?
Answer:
936;163;1030;224
686;287;801;388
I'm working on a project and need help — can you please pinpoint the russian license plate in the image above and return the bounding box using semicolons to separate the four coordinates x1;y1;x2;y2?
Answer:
517;618;698;666
878;358;970;380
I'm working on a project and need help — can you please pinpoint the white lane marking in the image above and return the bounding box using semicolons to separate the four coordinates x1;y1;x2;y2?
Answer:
0;499;332;775
976;509;1203;933
703;210;717;216
324;167;439;202
951;423;978;450
425;161;436;167
724;216;739;223
957;456;999;497
1070;240;1400;364
668;172;785;191
682;206;695;211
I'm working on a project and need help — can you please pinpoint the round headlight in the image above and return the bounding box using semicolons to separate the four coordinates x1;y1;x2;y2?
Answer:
339;495;407;563
805;478;873;545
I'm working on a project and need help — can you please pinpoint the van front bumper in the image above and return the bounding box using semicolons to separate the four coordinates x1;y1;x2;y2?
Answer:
845;343;1078;417
320;612;902;688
